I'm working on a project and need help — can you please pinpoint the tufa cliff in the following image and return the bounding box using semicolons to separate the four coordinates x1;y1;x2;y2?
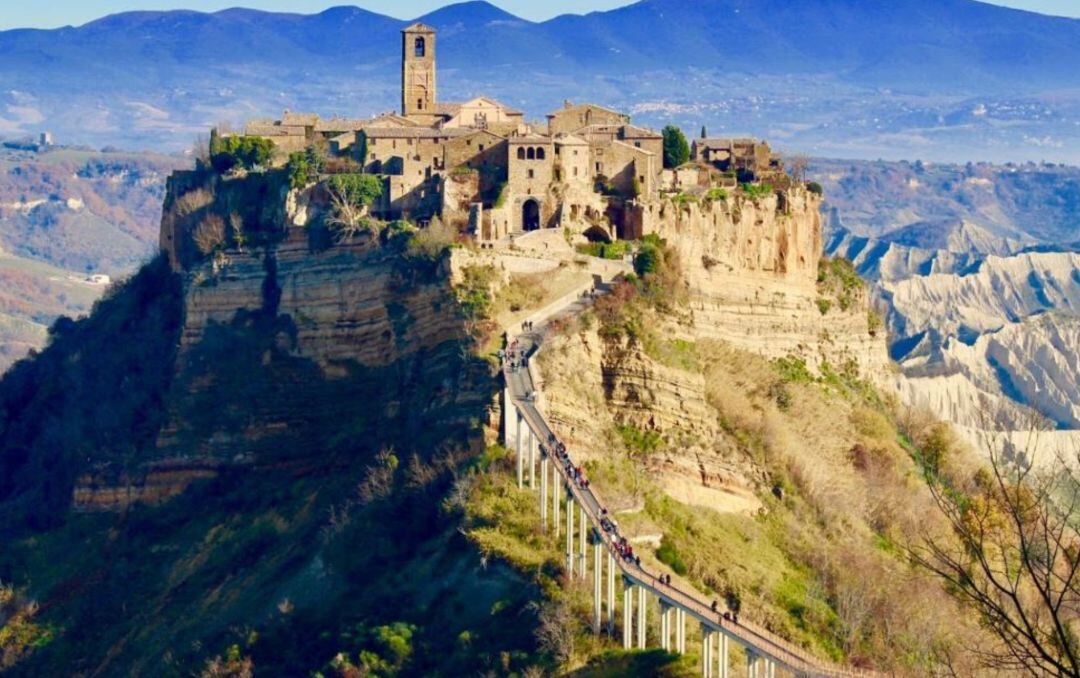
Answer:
74;168;496;510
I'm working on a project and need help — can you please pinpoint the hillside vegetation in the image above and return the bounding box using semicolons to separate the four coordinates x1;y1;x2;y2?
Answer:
0;147;186;371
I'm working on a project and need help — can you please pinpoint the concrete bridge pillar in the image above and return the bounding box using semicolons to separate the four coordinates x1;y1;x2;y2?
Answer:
636;584;647;649
702;625;714;678
593;541;603;633
623;583;634;649
540;455;548;530
553;473;561;539
565;494;574;576
717;632;730;678
515;409;523;488
527;427;536;490
676;607;686;653
659;601;671;651
746;650;759;678
606;552;616;635
578;503;587;579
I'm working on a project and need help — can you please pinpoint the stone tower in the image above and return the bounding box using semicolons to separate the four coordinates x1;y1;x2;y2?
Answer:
402;23;437;119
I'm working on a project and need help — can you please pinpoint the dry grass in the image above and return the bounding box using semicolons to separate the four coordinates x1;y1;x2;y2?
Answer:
536;313;993;672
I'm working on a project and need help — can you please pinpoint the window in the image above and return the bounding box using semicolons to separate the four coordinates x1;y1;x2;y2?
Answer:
573;149;579;156
537;148;546;160
527;147;536;160
417;98;423;111
573;167;579;177
635;142;641;148
528;169;535;179
415;37;426;58
479;144;485;152
517;147;526;160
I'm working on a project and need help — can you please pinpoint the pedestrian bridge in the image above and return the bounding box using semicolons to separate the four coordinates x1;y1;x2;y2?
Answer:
501;269;876;678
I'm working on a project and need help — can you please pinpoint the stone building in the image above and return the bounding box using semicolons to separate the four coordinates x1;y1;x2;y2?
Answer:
691;137;784;182
226;24;782;244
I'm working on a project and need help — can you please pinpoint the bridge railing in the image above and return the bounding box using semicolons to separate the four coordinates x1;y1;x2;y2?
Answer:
502;275;878;678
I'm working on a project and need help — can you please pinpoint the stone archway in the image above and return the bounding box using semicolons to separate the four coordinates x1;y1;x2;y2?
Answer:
523;198;541;231
583;224;612;243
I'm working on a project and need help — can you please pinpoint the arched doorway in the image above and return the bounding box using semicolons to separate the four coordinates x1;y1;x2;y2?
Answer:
583;225;612;243
523;199;541;231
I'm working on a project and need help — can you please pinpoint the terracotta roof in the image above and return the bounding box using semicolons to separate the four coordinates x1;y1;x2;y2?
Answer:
696;137;760;148
548;102;627;119
509;133;553;144
281;111;319;126
579;123;661;140
244;123;306;137
435;102;463;116
402;22;436;33
554;134;589;146
364;127;471;139
314;118;370;133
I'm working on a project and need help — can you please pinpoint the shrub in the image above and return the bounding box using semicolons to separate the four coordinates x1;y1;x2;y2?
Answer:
705;188;729;202
210;135;274;173
656;537;689;576
634;244;661;277
194;214;227;256
773;355;814;384
616;424;663;457
807;181;824;195
817;257;864;312
740;182;775;201
577;241;631;260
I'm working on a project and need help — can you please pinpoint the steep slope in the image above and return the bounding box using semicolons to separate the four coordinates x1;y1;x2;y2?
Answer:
490;251;993;673
818;158;1080;445
897;312;1080;431
0;147;186;370
882;251;1080;343
0;168;547;675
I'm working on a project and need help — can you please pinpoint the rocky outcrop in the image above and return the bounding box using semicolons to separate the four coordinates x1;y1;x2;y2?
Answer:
883;252;1080;343
645;190;890;378
74;173;494;510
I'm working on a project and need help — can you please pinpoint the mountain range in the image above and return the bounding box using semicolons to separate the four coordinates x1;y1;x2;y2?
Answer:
1;0;1079;161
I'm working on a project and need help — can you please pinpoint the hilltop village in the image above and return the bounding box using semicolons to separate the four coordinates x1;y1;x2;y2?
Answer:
232;23;787;243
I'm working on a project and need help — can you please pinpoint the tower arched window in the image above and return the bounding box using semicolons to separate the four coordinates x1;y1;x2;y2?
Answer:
537;148;546;160
517;147;526;160
415;37;426;57
527;147;536;160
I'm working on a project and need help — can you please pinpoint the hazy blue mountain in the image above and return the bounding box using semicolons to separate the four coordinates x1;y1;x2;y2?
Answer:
1;0;1078;160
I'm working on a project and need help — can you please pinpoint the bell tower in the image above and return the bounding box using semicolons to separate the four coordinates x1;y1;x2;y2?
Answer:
402;23;437;119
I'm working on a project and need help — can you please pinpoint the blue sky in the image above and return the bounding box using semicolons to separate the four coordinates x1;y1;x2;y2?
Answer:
0;0;1077;29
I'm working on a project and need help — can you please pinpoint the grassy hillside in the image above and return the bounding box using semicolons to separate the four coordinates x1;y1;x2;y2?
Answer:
0;147;187;372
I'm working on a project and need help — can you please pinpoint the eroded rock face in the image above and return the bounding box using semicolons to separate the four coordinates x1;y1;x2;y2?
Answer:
76;175;493;510
537;325;764;517
648;189;890;378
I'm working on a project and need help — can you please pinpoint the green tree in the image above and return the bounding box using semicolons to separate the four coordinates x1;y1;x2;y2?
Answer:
328;174;383;208
286;152;311;190
662;125;690;169
210;136;275;173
